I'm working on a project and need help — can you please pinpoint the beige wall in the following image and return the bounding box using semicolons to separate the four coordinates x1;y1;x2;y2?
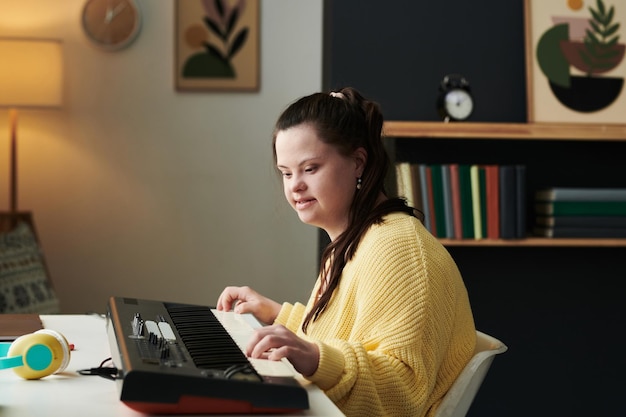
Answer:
0;0;322;313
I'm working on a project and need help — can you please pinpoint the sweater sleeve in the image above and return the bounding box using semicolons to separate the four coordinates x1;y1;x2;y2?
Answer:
273;301;307;333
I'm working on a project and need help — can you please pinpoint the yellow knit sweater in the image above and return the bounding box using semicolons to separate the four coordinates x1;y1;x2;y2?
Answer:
274;212;476;417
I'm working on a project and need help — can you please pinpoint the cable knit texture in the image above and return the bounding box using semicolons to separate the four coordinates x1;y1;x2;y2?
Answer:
274;212;476;417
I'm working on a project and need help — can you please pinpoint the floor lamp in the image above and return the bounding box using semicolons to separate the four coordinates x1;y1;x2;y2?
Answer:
0;38;63;231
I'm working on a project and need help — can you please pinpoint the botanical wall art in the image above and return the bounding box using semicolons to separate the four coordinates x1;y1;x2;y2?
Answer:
175;0;259;91
525;0;625;123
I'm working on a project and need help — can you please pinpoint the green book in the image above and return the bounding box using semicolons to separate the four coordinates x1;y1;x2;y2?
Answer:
479;166;487;238
536;215;626;228
533;225;626;238
430;164;447;238
535;201;626;216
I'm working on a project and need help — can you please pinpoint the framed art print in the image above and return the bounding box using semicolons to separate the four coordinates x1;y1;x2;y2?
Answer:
175;0;259;92
524;0;626;124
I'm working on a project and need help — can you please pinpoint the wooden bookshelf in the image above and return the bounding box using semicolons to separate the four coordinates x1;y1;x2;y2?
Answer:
383;121;626;248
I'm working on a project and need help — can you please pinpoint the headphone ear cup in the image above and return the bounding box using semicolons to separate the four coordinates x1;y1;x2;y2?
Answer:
7;330;71;380
34;329;71;374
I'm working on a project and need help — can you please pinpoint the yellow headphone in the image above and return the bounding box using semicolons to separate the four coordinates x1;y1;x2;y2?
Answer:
0;329;71;379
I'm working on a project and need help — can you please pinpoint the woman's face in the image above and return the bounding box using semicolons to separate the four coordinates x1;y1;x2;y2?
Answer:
275;124;365;241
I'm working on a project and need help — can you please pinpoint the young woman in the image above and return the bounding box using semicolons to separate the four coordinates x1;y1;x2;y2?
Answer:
216;87;476;417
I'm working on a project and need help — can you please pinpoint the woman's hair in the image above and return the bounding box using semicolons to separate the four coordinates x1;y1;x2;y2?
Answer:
272;87;418;333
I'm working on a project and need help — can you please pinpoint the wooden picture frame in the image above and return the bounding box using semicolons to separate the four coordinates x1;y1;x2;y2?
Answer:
524;0;626;124
175;0;260;92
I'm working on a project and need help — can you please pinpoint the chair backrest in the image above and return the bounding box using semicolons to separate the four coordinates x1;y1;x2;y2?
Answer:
433;330;507;417
0;212;60;314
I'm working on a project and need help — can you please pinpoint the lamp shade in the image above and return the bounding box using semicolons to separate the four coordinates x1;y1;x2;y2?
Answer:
0;38;63;108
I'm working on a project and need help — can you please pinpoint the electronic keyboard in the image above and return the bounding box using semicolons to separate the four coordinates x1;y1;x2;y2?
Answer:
105;296;309;414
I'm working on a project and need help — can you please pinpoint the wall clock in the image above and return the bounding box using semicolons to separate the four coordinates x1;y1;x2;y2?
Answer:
437;74;474;122
81;0;142;51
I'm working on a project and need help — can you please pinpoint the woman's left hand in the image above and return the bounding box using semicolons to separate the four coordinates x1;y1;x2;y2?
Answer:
246;324;320;377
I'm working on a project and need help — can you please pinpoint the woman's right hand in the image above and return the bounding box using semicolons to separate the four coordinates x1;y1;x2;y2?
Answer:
215;286;282;325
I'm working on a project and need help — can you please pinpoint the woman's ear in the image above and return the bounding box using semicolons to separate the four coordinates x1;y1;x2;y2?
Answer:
353;147;367;175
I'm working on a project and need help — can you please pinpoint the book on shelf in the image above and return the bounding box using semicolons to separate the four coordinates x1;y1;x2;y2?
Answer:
409;163;425;214
394;162;405;198
441;164;455;238
535;215;626;228
459;164;474;239
478;166;488;238
430;164;447;238
418;164;432;232
425;165;437;236
485;164;500;239
535;200;626;216
533;225;626;238
449;164;463;240
499;165;517;239
515;165;527;239
470;165;483;239
395;162;415;207
535;187;626;202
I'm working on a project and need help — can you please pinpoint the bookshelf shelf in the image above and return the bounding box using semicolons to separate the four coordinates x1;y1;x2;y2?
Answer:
383;121;626;141
383;121;626;248
439;238;626;247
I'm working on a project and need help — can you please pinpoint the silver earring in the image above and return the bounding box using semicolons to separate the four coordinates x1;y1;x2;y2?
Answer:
356;177;362;190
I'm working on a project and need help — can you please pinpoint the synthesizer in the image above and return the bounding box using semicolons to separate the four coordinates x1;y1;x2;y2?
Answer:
105;296;310;414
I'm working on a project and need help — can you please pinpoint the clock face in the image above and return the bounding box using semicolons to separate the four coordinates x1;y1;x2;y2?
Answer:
443;89;473;121
82;0;142;51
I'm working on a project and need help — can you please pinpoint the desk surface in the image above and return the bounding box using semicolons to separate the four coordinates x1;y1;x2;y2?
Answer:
0;314;344;417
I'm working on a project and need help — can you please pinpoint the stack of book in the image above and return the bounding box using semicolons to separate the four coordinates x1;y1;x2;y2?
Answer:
533;187;626;238
395;162;527;240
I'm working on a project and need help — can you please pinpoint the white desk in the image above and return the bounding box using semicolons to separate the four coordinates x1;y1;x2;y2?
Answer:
0;314;344;417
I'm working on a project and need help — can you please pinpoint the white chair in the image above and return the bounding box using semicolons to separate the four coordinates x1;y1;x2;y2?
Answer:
433;330;508;417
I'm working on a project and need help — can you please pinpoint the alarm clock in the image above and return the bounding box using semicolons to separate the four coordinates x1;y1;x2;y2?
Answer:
437;74;474;122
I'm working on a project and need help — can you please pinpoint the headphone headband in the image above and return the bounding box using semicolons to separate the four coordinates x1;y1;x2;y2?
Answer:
0;343;24;369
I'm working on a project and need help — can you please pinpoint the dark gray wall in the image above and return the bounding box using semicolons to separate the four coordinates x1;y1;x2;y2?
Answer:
323;1;626;416
323;0;527;122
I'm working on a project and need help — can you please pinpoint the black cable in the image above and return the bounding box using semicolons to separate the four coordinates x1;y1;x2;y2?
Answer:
77;357;120;380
